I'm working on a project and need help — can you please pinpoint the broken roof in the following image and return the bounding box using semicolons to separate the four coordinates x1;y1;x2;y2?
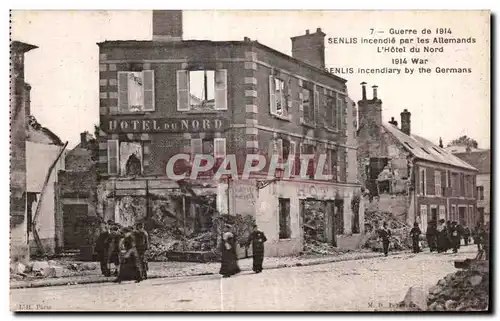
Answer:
383;123;477;171
454;150;491;174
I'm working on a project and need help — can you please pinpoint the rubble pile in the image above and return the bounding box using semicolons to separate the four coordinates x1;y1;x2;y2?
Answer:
146;227;215;261
303;201;326;244
303;241;352;256
363;210;412;252
146;214;255;262
10;260;98;280
427;270;489;311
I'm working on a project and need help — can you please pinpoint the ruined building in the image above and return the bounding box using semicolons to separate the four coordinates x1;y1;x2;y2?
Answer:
356;83;478;231
10;41;38;262
96;11;362;256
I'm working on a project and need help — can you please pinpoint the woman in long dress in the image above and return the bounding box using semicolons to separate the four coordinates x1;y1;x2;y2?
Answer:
114;227;143;283
219;225;241;278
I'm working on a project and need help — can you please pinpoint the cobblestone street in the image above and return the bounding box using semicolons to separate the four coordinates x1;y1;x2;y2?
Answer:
11;245;477;311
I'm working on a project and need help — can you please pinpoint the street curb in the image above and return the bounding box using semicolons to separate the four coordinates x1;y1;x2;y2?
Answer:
10;250;409;290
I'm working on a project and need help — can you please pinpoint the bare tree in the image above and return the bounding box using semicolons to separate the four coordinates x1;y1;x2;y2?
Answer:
447;135;479;149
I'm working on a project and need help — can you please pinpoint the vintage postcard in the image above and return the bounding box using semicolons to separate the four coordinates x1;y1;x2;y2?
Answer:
9;10;490;312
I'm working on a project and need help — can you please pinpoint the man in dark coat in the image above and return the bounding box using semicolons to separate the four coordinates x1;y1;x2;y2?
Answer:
378;222;391;257
450;221;460;253
246;224;267;273
409;222;422;253
463;225;471;246
134;222;149;279
426;221;437;252
107;225;122;276
94;222;110;276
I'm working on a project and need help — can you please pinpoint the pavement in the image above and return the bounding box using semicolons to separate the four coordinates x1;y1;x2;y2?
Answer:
10;245;479;311
10;249;406;289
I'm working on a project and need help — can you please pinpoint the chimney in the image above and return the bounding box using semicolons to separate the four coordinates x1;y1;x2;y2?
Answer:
291;28;326;69
400;109;411;135
388;117;398;127
360;82;367;100
152;10;183;42
439;137;443;148
357;83;383;132
372;85;378;100
80;132;87;147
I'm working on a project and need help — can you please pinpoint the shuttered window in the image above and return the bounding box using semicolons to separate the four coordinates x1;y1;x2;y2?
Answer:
143;70;155;111
176;70;189;111
435;171;442;196
215;69;227;110
289;141;296;176
314;87;319;124
214;138;226;159
107;139;119;175
190;138;203;156
118;72;129;111
117;71;155;112
336;95;343;130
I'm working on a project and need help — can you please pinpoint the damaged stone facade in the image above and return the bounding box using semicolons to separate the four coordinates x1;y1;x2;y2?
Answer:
10;41;38;263
357;83;478;230
95;12;363;257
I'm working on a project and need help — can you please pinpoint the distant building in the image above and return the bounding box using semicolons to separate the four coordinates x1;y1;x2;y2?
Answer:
10;40;37;263
26;116;66;256
95;11;362;256
453;149;491;225
57;132;99;255
356;83;478;231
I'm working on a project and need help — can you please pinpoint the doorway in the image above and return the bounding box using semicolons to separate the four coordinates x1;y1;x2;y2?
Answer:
430;207;438;222
458;206;466;226
63;204;89;250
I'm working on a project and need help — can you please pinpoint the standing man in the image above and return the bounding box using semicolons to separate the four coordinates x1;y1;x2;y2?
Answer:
409;222;422;253
94;222;110;277
426;221;437;252
134;222;149;279
378;222;392;257
450;221;460;253
463;225;471;246
246;224;267;273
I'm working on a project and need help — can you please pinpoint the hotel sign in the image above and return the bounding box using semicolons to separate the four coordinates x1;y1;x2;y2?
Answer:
100;116;229;134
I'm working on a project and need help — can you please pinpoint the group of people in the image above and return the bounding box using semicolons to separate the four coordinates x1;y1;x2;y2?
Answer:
379;219;490;257
94;222;267;283
218;224;268;278
424;220;475;254
94;221;149;284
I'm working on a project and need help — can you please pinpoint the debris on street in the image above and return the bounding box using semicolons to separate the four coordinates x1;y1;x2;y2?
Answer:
426;269;489;311
362;210;412;252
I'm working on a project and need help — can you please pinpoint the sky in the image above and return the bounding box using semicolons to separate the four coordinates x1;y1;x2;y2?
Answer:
10;10;490;149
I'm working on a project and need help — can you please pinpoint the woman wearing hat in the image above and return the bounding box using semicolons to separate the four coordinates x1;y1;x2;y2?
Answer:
219;224;241;278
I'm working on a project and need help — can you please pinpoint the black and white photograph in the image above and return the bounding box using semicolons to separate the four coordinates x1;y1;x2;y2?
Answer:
8;9;491;312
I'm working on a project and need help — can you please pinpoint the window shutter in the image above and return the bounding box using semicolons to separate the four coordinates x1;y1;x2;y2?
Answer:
143;70;155;111
214;138;226;159
336;96;342;130
191;138;203;157
176;70;189;111
215;69;227;110
277;139;283;162
290;141;296;175
107;140;119;175
118;72;129;111
314;87;319;123
269;75;276;115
